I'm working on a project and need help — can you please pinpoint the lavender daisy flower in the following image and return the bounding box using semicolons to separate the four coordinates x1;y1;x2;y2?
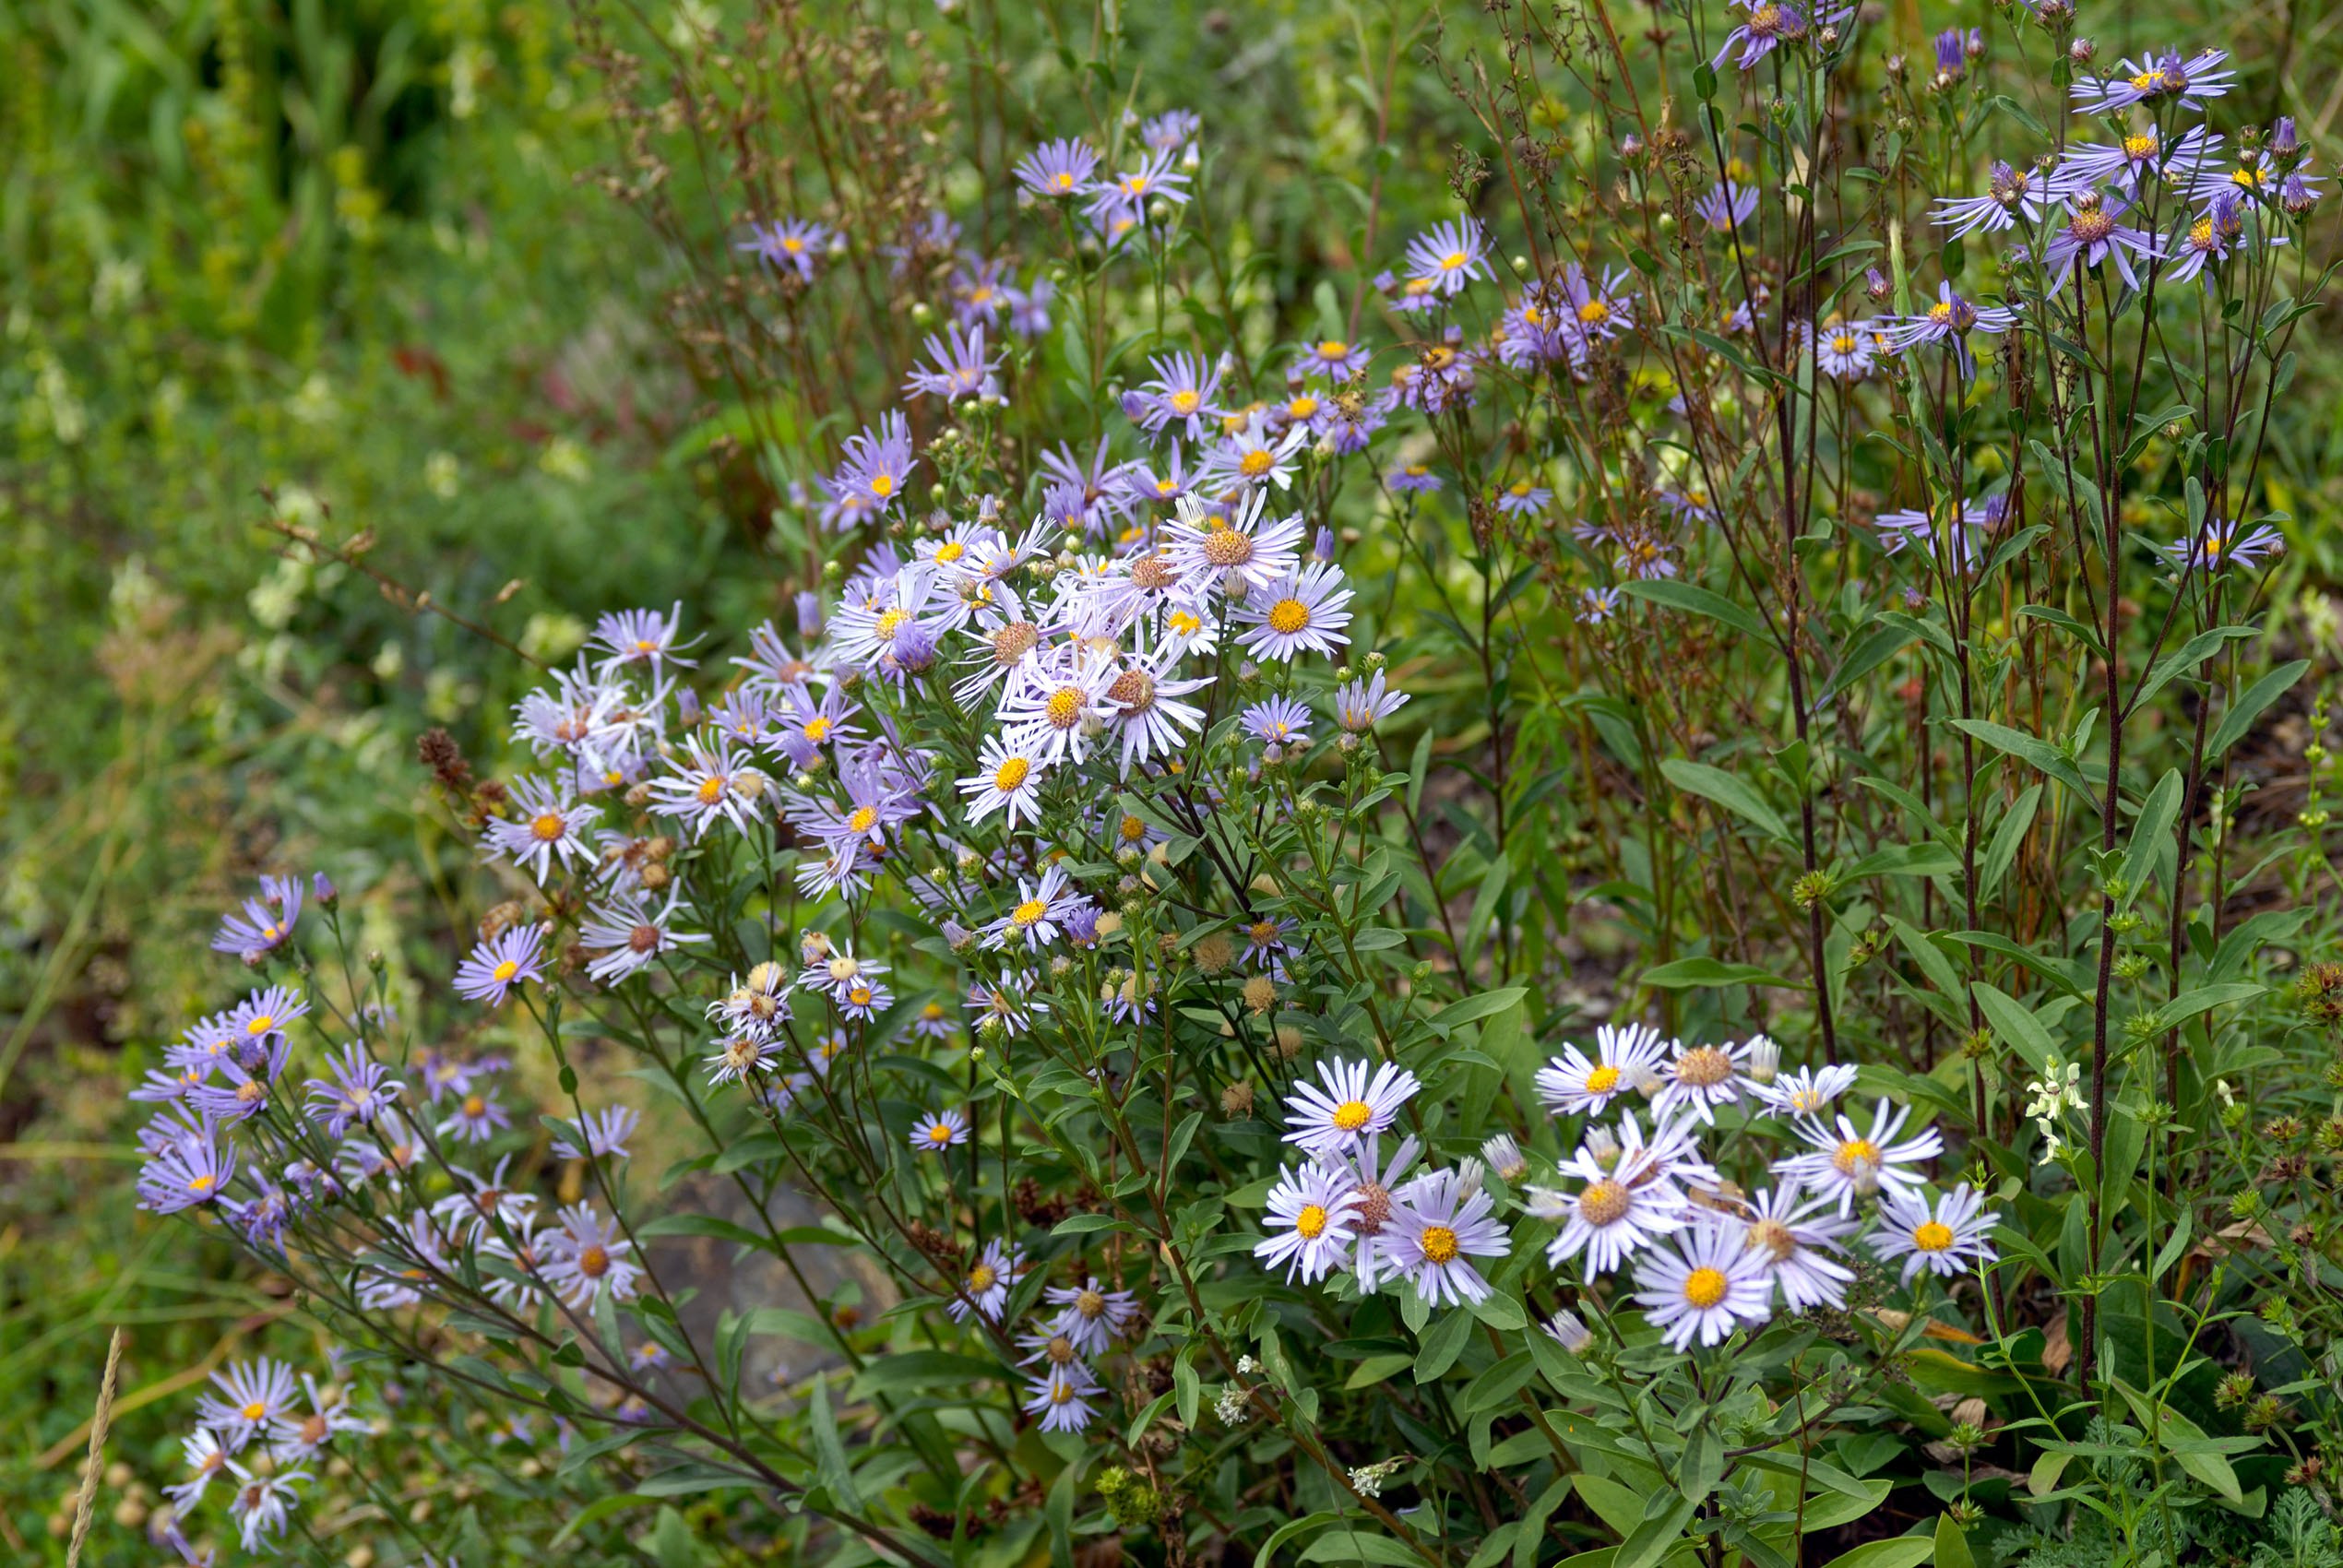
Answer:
483;775;601;884
827;411;917;524
1387;463;1442;493
2072;49;2235;113
2064;125;2218;196
737;217;831;282
1882;281;2018;377
903;322;1003;402
552;1104;641;1161
305;1044;399;1138
1005;276;1054;336
198;1358;301;1451
983;863;1088;952
541;1201;641;1308
948;256;1010;326
1242;695;1314;746
268;1375;368;1465
1402;218;1495;297
211;874;303;963
2165;516;2285;574
1931;160;2058;239
1235;563;1355;662
648;735;771;839
1694;180;1758;232
1712;0;1833;70
1133;351;1228;440
1334;671;1410;732
137;1115;238;1214
949;1238;1024;1323
1085;150;1190;224
1557;263;1635;355
1496;479;1553;516
2041;190;2161;291
1015;137;1100;199
590;601;697;680
1023;1363;1105;1433
1197;416;1310;493
453;925;546;1009
1814;318;1876;380
223;984;308;1047
1143;108;1202;153
437;1087;511;1144
1577;586;1623;624
911;1107;970;1152
579;887;708;985
1386;1166;1512;1308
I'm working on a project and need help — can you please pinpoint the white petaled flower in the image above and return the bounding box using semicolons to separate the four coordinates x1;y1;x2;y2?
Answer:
578;887;708;985
1536;1022;1668;1118
1777;1097;1944;1214
483;775;601;884
1542;1307;1595;1353
957;732;1051;828
982;863;1087;952
1337;1133;1421;1289
1532;1110;1713;1277
1234;562;1354;662
1752;1061;1861;1120
1255;1160;1364;1285
1633;1218;1777;1350
912;1108;969;1152
1868;1183;2000;1284
949;1238;1023;1324
997;647;1120;767
1281;1056;1421;1158
1649;1035;1757;1124
1101;648;1212;774
1736;1182;1856;1311
1022;1362;1105;1434
1385;1167;1510;1307
705;1034;782;1087
1162;490;1305;599
648;735;770;839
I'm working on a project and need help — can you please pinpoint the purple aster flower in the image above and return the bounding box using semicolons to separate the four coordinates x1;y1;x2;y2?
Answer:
1005;275;1054;336
137;1111;238;1214
2166;516;2285;573
2072;50;2236;113
1713;0;1838;70
1557;263;1636;356
2167;194;2245;285
305;1044;400;1137
1814;318;1877;380
197;1358;300;1451
1241;695;1314;745
1143;109;1202;154
1334;671;1410;732
1932;160;2058;239
822;411;917;528
482;775;601;885
947;255;1010;326
1132;351;1227;440
2064;125;2217;197
1496;479;1554;516
438;1086;511;1144
551;1104;641;1161
1932;27;1979;82
1235;562;1354;662
2041;190;2161;291
1695;180;1758;232
453;925;546;1008
211;874;303;963
1015;137;1100;199
1387;463;1442;493
904;321;1003;402
541;1201;641;1309
1882;281;2018;377
737;217;831;283
221;983;308;1048
1403;218;1495;297
1084;151;1190;225
1577;587;1624;624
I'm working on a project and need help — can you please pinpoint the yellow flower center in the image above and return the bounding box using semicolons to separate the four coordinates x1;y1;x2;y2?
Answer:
870;473;894;499
1266;599;1310;636
1045;687;1085;729
1675;1045;1735;1087
1120;814;1147;841
1420;1225;1459;1264
578;1245;610;1277
1577;298;1612;324
1683;1267;1729;1309
189;1172;217;1194
803;715;833;742
1584;1064;1622;1095
493;959;520;982
243;1400;269;1421
1914;1220;1956;1253
927;1123;955;1144
1295;1204;1328;1240
1832;1137;1881;1174
462;1094;486;1118
2123;132;2159;159
1318;339;1347;357
969;1264;997;1291
848;805;879;834
1170;389;1201;413
696;776;728;804
1748;1218;1799;1261
1011;898;1048;927
1331;1099;1374;1132
1577;1179;1630;1227
1239;449;1275;478
246;1016;275;1036
1288;396;1318;419
875;607;910;640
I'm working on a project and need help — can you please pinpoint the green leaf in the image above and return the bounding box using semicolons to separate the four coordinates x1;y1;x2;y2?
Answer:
1816;1538;1933;1568
1620;578;1770;644
1612;1492;1698;1568
808;1378;862;1512
1660;758;1791;844
848;1350;1000;1401
1973;982;2062;1074
1299;1529;1430;1567
1979;784;2040;904
2131;625;2259;710
1413;1305;1476;1383
1644;957;1804;990
1431;987;1531;1033
1933;1518;1975;1568
2208;659;2310;759
1945;719;2095;805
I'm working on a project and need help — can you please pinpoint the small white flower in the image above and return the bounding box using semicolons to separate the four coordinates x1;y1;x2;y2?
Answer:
1634;1218;1776;1350
1776;1097;1943;1214
1281;1057;1421;1158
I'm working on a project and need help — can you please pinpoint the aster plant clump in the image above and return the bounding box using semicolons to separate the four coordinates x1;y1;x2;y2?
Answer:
114;0;2343;1565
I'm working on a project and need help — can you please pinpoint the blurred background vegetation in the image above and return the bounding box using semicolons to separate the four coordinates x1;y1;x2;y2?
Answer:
5;0;2343;1562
